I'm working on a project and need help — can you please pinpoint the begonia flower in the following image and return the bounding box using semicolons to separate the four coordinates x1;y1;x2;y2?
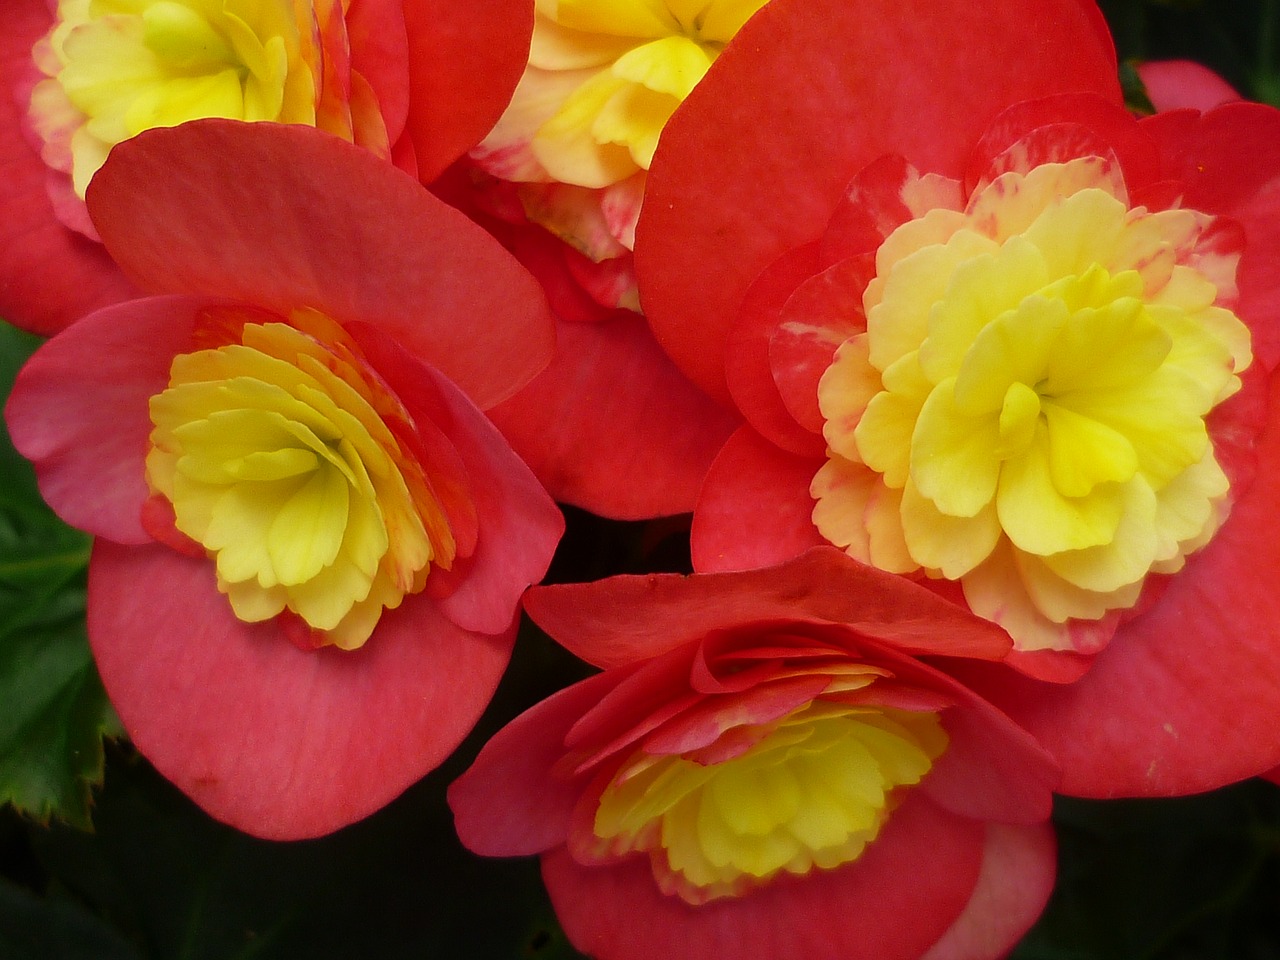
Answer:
0;0;533;334
450;548;1059;960
471;0;770;310
635;0;1280;794
4;120;563;839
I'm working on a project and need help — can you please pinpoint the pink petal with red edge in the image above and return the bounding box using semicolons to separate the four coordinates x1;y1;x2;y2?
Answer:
1138;60;1241;114
920;823;1057;960
691;425;824;572
1142;102;1280;369
524;546;1015;671
542;794;984;960
727;243;829;456
350;323;563;636
4;295;232;544
487;311;740;519
86;121;554;409
636;0;1120;403
771;256;872;433
966;369;1280;796
449;670;623;857
88;540;514;839
401;0;533;184
0;0;136;334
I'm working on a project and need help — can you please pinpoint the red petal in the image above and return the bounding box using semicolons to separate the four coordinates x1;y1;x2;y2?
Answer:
351;323;564;636
0;0;136;334
691;426;824;572
88;540;514;839
449;670;622;857
636;0;1120;402
969;369;1280;796
920;823;1057;960
487;312;740;519
401;0;533;183
542;794;983;960
1142;103;1280;370
86;121;554;409
344;0;411;145
726;243;828;457
524;546;1014;670
4;295;219;544
1137;60;1241;114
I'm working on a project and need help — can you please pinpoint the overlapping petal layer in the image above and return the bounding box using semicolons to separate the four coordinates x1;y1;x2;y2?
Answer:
451;549;1059;960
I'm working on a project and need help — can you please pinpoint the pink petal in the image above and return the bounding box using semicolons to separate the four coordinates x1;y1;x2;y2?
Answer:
487;312;740;519
86;121;554;409
0;0;136;334
920;823;1057;960
401;0;534;183
691;426;825;572
542;794;984;960
524;546;1015;671
449;670;622;857
88;539;514;839
5;295;224;544
636;0;1120;402
1138;60;1241;114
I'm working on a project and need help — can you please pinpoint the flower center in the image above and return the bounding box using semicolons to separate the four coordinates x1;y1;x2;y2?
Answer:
592;700;946;904
30;0;318;200
812;156;1252;652
523;0;769;187
145;309;454;650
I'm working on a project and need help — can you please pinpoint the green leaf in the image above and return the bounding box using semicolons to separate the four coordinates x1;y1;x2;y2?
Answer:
0;322;119;829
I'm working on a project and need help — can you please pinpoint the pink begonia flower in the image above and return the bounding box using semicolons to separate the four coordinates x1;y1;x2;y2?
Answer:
451;548;1059;960
1137;59;1242;113
0;0;533;335
4;121;563;839
634;0;1280;795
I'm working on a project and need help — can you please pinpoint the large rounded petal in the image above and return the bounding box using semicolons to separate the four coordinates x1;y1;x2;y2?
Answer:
920;823;1057;960
85;121;554;409
5;295;223;544
400;0;534;183
542;794;984;960
969;370;1280;796
89;539;514;839
636;0;1120;402
524;547;1015;670
691;426;825;572
0;0;136;334
487;311;740;519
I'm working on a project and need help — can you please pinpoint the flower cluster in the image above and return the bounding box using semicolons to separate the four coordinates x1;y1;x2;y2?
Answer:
2;0;1280;956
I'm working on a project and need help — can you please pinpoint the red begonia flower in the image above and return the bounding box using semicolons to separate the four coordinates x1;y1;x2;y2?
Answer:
5;121;563;839
634;0;1280;793
0;0;532;336
1137;60;1241;114
451;548;1059;960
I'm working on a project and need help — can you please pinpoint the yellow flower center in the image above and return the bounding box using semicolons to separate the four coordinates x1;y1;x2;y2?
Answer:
812;156;1252;652
145;309;454;650
521;0;769;188
27;0;376;203
592;699;946;904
